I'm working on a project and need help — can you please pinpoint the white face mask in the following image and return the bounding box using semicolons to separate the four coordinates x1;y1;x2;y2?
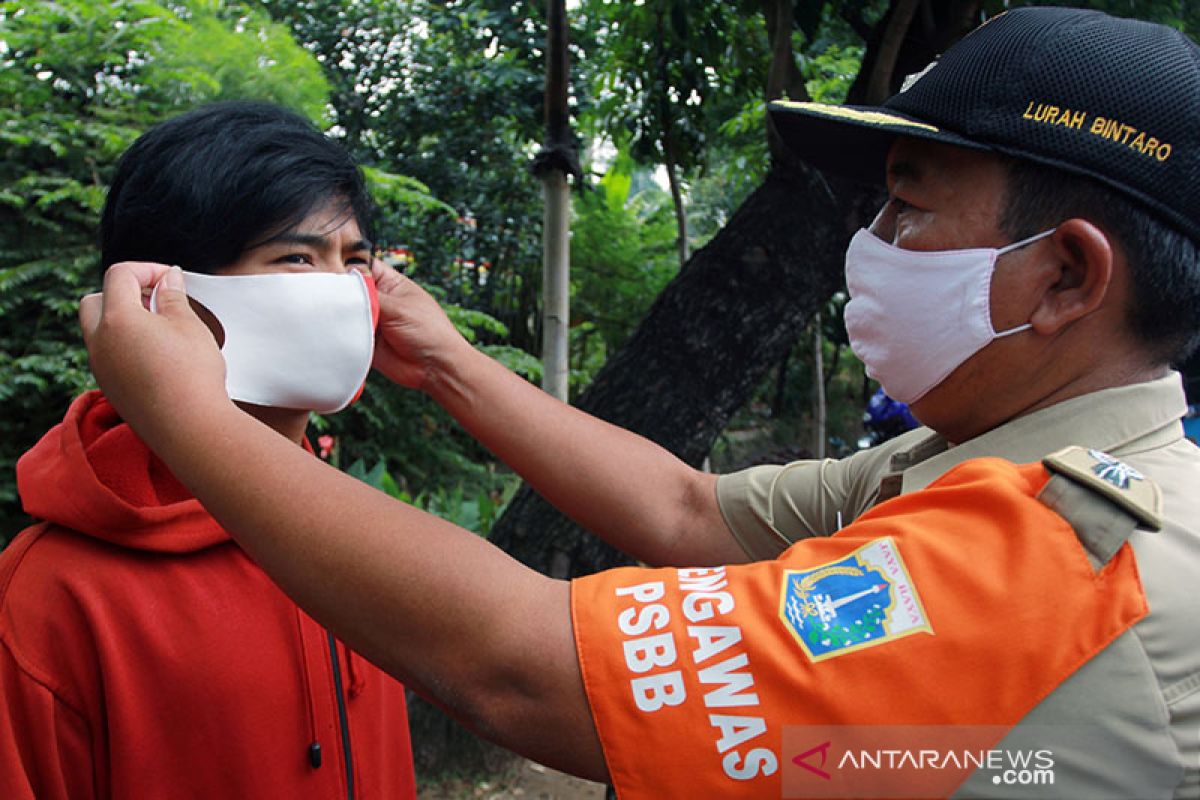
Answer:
152;270;378;414
843;227;1054;405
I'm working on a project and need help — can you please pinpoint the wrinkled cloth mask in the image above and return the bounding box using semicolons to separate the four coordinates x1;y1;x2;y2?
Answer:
151;270;379;414
843;227;1054;404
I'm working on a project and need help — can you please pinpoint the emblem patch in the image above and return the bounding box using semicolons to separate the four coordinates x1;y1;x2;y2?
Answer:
900;60;937;92
779;538;932;662
1087;449;1144;490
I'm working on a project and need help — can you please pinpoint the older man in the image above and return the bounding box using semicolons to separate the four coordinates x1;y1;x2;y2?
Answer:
80;8;1198;799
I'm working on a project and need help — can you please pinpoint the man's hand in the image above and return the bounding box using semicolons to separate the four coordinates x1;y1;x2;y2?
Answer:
80;263;231;441
370;259;474;391
369;259;739;568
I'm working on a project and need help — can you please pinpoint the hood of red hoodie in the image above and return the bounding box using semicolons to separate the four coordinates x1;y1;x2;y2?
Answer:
17;390;226;553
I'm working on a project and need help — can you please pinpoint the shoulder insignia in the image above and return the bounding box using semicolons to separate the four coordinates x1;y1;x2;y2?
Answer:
1042;446;1162;531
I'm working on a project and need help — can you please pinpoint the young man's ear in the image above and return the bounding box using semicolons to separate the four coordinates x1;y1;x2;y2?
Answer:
1028;218;1115;335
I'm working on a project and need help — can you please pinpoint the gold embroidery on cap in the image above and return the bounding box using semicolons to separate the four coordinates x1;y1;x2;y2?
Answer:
774;101;940;133
1022;100;1173;162
1022;102;1087;129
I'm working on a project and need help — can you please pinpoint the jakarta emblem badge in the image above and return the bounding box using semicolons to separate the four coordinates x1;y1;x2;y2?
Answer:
779;537;932;662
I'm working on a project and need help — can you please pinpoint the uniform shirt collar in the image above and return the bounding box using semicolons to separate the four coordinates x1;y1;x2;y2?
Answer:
894;372;1188;494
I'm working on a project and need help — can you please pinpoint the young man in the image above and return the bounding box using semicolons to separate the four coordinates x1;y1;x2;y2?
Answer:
0;102;416;799
79;9;1199;799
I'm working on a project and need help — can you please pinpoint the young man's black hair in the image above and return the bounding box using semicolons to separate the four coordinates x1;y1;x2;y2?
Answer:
99;100;375;274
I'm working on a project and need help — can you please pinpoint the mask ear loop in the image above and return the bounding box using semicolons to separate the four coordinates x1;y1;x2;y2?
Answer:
994;322;1034;338
993;228;1056;338
996;227;1056;255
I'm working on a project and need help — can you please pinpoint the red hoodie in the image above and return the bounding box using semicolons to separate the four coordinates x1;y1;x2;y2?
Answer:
0;392;416;799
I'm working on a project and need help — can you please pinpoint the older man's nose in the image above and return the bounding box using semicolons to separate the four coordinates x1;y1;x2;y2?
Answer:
868;201;899;243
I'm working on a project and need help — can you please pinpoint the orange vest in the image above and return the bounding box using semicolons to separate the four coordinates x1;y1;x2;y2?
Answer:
571;458;1147;798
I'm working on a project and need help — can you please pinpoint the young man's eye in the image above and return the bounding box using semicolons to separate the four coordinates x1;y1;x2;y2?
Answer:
280;253;315;266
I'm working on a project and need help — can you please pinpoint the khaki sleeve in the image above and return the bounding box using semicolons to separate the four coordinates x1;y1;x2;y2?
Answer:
715;441;908;560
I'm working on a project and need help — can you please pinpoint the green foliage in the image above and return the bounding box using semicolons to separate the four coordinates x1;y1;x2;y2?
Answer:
479;344;543;383
257;0;418;154
582;0;769;173
687;142;768;250
159;5;331;120
312;281;536;503
1039;0;1198;36
311;373;495;504
269;0;551;353
570;160;677;360
345;456;520;537
364;167;457;220
444;301;510;343
801;42;863;104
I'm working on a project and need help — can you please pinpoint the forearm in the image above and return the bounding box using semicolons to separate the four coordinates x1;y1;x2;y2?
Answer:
426;341;748;566
133;395;604;778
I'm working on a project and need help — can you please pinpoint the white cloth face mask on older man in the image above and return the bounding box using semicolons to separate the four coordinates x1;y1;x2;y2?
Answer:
151;270;378;414
842;226;1055;404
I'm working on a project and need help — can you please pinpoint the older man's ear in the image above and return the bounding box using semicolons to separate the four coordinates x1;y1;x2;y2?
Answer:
1028;219;1116;336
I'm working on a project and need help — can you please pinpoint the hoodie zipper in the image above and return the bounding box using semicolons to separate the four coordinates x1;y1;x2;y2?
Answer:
327;631;356;800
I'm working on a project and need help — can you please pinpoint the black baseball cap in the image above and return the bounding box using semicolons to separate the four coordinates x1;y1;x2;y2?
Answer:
768;7;1200;242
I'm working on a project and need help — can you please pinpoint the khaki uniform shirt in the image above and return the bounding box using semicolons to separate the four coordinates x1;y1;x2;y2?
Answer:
716;373;1200;798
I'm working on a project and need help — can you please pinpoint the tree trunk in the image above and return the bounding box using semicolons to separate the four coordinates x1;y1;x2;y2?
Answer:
663;146;689;269
813;311;826;459
760;0;811;162
773;348;790;417
847;0;983;104
541;171;570;400
490;163;846;576
655;9;689;271
538;0;572;401
863;0;922;103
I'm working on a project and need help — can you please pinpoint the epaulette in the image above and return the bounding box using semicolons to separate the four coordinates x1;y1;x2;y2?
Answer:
1041;448;1161;573
1040;446;1161;570
1042;446;1162;531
